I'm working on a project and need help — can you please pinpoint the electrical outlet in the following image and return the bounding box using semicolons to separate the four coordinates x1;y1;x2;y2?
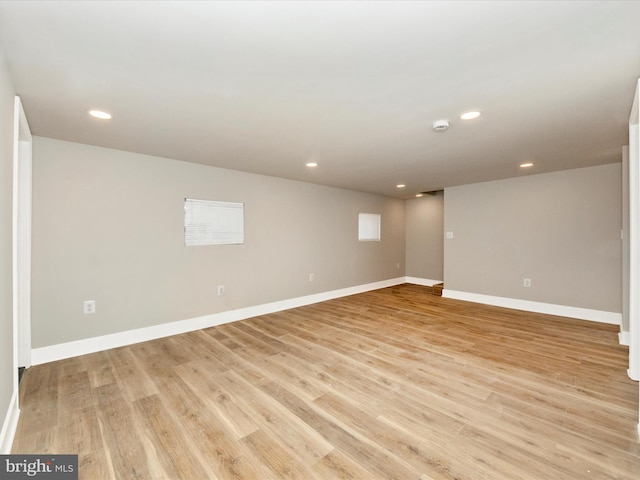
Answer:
309;273;314;282
83;300;96;314
446;232;454;239
396;262;401;269
217;285;225;296
523;278;532;287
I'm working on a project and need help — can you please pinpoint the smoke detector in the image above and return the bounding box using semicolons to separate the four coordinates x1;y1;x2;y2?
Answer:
432;120;450;133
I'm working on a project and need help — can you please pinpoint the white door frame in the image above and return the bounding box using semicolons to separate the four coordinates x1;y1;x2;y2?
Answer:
12;96;32;384
627;80;640;436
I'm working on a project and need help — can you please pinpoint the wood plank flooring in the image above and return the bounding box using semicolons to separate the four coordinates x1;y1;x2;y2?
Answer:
12;284;640;479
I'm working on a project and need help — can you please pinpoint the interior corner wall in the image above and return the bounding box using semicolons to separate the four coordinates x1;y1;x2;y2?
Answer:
444;163;622;313
0;49;16;450
405;192;443;281
30;136;406;349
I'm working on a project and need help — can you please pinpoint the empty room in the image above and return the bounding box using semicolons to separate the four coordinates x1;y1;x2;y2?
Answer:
0;1;639;479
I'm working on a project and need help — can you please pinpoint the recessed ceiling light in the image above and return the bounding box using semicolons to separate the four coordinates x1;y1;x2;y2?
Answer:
415;193;424;197
520;162;534;168
89;110;112;120
460;111;481;120
306;162;318;167
396;184;406;188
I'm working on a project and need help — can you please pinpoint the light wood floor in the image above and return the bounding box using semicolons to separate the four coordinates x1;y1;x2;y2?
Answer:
13;284;640;479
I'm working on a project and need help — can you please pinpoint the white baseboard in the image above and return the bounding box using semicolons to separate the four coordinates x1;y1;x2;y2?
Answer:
404;277;443;287
442;289;621;325
31;277;406;365
619;331;630;346
30;279;625;365
0;390;19;454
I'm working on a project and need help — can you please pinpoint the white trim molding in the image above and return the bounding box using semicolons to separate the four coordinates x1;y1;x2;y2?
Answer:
31;277;406;365
0;390;19;454
404;277;443;287
442;289;621;325
13;96;32;371
29;279;627;366
619;331;630;347
628;78;639;382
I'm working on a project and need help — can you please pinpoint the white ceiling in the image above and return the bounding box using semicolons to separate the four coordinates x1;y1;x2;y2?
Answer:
0;0;639;199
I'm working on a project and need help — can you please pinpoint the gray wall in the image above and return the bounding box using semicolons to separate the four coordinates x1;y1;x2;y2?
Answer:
31;137;406;348
405;191;444;281
444;163;622;312
0;49;15;446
